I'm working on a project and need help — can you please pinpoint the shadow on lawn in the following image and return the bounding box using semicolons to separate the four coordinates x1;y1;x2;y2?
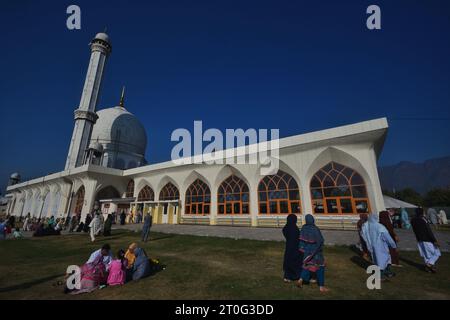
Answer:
399;257;425;271
348;245;371;270
0;273;64;293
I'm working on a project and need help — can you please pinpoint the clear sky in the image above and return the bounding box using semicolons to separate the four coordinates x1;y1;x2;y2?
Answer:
1;0;449;194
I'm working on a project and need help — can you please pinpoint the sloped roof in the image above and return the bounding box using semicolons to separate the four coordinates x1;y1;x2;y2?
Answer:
383;194;418;209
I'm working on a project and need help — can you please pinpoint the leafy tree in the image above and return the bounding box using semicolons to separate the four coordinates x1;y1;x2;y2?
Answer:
394;188;423;206
424;188;450;207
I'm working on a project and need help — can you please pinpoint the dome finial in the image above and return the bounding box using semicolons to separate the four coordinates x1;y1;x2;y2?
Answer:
119;86;125;108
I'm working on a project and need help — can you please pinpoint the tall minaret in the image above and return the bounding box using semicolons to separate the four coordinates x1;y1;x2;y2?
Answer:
65;32;112;170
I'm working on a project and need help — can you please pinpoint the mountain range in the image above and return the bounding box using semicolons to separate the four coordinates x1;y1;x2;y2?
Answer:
378;156;450;194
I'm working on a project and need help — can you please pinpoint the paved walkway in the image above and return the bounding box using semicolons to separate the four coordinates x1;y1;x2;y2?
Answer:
113;223;450;252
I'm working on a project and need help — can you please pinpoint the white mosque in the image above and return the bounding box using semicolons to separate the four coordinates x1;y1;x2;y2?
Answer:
5;32;389;229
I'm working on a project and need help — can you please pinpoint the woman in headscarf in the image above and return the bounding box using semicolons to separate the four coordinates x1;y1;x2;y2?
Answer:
411;208;441;273
357;213;370;261
282;214;303;282
361;212;397;279
296;214;329;292
103;214;113;237
379;211;401;267
400;208;411;229
131;248;151;281
125;243;138;272
71;252;108;294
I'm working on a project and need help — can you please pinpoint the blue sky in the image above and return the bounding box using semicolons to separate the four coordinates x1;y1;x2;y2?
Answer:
1;0;449;194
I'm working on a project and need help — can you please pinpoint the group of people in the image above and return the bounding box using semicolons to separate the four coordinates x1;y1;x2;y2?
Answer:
1;208;154;245
0;214;55;239
282;214;329;293
357;207;441;277
66;242;158;294
282;207;443;290
426;208;448;226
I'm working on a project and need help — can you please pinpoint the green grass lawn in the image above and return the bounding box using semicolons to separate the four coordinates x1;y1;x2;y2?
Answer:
0;230;449;300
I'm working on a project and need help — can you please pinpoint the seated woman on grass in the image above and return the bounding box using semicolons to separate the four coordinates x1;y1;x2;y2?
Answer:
296;214;329;293
131;248;151;281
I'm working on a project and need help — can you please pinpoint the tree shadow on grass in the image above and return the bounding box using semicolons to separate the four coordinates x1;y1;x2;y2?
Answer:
0;273;64;293
149;234;174;242
399;257;425;272
348;245;372;270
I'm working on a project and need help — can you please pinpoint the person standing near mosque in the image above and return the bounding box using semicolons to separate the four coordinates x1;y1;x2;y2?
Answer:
427;207;439;226
282;214;302;282
379;211;402;267
400;208;411;229
141;212;152;242
89;212;102;242
120;211;126;225
438;209;448;225
22;213;31;231
103;214;113;237
411;208;441;273
296;214;329;292
361;212;397;280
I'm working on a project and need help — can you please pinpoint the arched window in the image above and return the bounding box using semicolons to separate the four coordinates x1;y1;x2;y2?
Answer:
310;162;370;214
218;175;249;214
185;179;211;215
159;182;179;201
258;170;301;214
74;186;85;215
126;180;135;198
137;185;154;202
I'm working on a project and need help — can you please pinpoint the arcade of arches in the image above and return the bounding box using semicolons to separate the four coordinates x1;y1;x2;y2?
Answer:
33;162;372;226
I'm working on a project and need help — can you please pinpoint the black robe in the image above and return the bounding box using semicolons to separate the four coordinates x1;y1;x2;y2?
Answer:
282;214;303;280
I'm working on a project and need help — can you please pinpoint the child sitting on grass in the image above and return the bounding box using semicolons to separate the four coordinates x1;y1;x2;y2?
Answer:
107;249;128;286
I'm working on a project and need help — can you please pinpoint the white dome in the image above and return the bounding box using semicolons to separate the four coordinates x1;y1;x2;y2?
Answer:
10;172;20;179
94;32;110;44
91;106;147;157
88;141;103;152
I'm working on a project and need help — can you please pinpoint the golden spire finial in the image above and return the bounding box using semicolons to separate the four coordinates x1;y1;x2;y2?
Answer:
119;86;125;108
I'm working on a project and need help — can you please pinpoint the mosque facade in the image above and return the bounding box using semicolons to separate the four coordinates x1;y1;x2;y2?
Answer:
5;32;389;229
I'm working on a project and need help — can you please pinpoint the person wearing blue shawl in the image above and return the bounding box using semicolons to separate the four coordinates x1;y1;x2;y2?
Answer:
400;208;411;229
282;214;303;282
131;247;151;280
361;212;397;279
296;214;329;292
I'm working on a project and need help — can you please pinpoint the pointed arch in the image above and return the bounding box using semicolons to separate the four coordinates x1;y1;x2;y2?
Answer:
258;170;301;214
159;182;180;201
310;161;370;214
137;185;154;202
182;170;212;193
96;186;121;200
185;178;211;215
213;165;251;189
217;175;250;215
126;179;135;198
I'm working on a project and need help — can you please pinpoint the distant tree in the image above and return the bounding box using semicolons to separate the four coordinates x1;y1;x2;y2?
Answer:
423;188;450;207
382;189;395;198
394;188;423;206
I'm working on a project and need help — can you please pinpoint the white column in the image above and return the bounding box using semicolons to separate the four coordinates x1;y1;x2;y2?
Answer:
80;179;98;222
210;187;217;225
